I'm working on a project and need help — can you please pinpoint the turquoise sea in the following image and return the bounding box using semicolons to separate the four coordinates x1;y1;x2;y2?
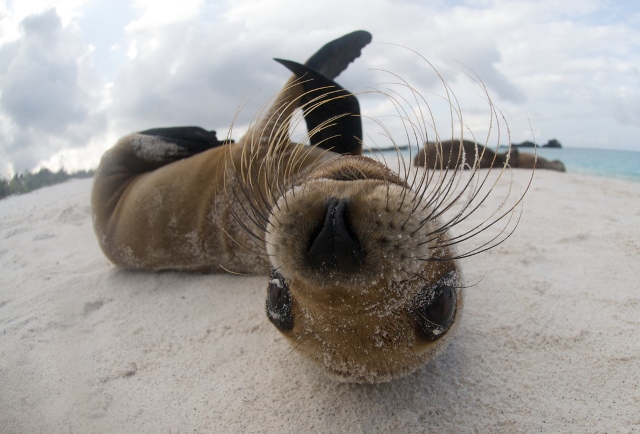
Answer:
524;147;640;182
368;147;640;183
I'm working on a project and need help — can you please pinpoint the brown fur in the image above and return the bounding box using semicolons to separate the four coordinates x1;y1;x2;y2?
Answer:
92;33;526;383
91;78;335;273
414;140;565;172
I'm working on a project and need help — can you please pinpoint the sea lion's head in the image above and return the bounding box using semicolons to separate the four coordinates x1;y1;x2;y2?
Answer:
230;30;527;383
264;155;463;383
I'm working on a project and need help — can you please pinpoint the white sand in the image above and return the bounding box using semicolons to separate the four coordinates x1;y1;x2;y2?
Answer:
1;168;639;433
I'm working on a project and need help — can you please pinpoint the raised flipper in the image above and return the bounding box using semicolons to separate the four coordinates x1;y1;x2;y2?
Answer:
240;31;371;155
304;30;372;80
297;30;370;155
275;59;362;155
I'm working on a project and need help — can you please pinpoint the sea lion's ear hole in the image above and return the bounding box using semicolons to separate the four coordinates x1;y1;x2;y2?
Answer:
266;270;294;331
411;273;457;342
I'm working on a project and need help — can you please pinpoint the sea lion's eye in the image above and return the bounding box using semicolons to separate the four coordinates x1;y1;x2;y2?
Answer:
266;270;294;331
412;274;457;341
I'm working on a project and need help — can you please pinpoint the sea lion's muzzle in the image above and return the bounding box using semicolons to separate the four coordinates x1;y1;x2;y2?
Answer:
306;197;364;272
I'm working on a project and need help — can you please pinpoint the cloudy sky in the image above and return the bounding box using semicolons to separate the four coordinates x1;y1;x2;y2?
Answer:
0;0;638;177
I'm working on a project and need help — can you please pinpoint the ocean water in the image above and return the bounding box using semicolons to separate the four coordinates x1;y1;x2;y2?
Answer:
367;146;640;182
526;147;640;182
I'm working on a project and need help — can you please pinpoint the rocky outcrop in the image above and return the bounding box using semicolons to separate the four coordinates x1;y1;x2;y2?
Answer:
513;140;537;148
516;152;565;171
542;139;562;148
511;139;563;148
413;140;512;169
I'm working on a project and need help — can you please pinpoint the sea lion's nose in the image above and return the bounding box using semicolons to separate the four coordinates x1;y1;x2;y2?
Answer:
306;197;364;271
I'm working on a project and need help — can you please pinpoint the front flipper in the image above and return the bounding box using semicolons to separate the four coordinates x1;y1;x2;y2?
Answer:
240;31;371;155
304;30;372;81
275;59;362;155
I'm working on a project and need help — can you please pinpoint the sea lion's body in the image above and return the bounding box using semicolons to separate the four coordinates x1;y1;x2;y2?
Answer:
92;31;524;383
91;128;333;273
414;139;565;171
93;31;369;273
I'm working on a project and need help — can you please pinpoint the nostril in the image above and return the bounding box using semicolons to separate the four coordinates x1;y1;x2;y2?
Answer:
306;197;364;271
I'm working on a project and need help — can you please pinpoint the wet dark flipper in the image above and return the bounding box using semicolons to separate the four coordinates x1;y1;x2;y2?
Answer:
137;127;224;160
275;59;362;156
303;30;372;80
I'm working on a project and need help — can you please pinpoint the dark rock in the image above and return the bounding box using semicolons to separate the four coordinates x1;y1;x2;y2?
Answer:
512;141;537;148
543;139;562;148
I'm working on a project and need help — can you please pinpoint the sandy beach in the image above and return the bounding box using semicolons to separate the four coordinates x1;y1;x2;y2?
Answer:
1;165;639;433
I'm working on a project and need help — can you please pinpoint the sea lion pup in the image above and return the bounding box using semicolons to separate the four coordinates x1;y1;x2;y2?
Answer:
415;139;565;171
92;31;524;383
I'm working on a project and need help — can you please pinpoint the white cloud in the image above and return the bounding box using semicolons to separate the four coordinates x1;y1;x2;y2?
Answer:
0;8;106;176
0;0;639;177
127;0;204;29
0;0;87;40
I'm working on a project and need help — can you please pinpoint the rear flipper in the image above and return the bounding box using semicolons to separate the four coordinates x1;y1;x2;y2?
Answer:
131;126;224;164
92;127;225;210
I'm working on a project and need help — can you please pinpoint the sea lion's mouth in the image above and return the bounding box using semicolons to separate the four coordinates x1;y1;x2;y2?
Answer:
311;155;409;188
